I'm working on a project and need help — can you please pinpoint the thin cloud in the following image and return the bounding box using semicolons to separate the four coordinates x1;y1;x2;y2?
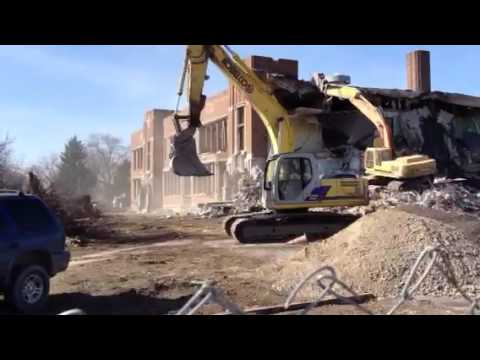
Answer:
0;45;160;100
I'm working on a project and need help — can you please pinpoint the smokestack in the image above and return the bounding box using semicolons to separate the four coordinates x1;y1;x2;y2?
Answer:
406;50;431;93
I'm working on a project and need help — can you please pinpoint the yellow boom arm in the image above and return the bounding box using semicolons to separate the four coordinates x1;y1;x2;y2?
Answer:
185;45;295;154
184;45;393;153
324;84;393;149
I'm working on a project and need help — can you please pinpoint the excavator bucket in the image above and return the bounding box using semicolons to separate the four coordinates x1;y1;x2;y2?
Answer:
169;127;213;177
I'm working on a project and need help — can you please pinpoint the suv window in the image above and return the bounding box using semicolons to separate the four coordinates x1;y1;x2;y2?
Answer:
4;198;55;234
278;158;313;201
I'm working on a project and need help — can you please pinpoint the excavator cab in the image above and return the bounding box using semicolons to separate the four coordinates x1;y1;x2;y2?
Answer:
263;153;369;210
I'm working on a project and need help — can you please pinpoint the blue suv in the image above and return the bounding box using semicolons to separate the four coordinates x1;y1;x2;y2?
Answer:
0;190;70;313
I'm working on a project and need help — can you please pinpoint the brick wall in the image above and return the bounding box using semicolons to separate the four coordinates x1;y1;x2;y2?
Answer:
130;109;173;210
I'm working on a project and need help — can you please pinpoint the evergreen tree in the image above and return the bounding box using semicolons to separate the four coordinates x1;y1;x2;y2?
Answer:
55;136;96;197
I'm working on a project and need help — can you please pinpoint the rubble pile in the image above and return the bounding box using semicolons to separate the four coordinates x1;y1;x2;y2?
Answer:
197;202;234;218
334;178;480;217
417;179;480;213
231;167;264;213
27;172;101;238
263;207;480;299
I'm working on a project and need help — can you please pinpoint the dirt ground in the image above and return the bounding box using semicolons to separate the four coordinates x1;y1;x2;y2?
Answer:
0;211;475;315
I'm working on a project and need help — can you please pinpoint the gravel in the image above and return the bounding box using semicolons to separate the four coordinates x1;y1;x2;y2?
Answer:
261;207;480;300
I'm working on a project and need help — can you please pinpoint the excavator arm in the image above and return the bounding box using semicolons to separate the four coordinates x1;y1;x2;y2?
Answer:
171;45;297;177
322;82;436;181
322;83;393;150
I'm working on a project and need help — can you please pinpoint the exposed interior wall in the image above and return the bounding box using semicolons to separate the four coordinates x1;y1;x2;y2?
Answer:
332;98;480;180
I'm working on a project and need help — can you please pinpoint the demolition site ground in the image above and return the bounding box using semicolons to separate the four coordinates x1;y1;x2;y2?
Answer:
1;206;477;315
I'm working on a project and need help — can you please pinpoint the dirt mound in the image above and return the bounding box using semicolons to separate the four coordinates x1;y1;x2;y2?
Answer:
262;208;480;299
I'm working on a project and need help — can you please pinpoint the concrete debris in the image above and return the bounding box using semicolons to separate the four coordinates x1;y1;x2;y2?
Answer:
231;166;264;214
287;235;309;245
197;202;234;218
66;236;88;247
149;208;180;217
112;193;128;210
286;233;325;245
418;182;480;213
196;167;264;218
330;178;480;218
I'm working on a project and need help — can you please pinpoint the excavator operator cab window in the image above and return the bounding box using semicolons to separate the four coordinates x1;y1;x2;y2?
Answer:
277;157;313;201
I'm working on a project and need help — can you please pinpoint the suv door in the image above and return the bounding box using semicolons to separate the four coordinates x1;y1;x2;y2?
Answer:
0;205;19;286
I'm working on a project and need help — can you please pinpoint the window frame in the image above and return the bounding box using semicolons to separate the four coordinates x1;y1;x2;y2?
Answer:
198;117;228;155
236;106;245;153
275;157;314;202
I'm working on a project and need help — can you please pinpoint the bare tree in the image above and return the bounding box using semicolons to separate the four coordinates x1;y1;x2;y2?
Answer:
86;133;128;203
0;136;25;189
29;153;60;188
0;135;12;171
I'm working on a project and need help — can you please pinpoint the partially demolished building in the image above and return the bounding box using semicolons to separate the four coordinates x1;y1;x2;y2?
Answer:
353;87;480;182
131;50;480;212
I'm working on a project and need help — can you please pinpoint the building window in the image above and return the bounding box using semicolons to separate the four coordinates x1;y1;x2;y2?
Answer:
146;141;152;171
236;106;245;152
198;117;227;154
135;148;144;170
133;148;144;170
220;119;227;151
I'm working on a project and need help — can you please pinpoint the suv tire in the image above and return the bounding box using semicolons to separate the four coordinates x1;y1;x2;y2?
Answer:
6;265;50;313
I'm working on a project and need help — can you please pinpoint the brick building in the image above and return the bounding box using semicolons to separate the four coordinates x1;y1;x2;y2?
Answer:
131;49;480;213
130;56;298;212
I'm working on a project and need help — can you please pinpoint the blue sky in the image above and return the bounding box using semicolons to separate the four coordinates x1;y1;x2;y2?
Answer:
1;45;479;166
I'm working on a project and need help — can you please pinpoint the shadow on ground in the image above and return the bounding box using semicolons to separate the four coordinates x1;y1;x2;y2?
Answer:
0;290;193;315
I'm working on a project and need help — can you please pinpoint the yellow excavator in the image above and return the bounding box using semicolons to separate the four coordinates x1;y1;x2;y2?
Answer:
169;45;436;243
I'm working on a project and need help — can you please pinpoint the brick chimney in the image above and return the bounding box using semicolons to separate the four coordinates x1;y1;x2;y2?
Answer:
406;50;431;93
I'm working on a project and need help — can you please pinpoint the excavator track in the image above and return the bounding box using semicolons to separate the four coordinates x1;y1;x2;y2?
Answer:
223;211;273;237
230;212;360;244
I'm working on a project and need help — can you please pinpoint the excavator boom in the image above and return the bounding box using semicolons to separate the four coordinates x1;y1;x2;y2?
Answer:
170;45;298;178
169;46;210;177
